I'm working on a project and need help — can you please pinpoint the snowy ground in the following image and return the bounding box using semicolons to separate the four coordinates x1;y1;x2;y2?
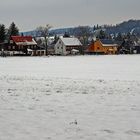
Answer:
0;55;140;140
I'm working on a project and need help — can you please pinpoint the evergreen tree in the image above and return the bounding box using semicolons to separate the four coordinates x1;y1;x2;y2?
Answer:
8;22;19;39
0;24;6;43
97;30;106;39
93;25;96;31
63;32;70;38
115;33;123;41
54;35;59;44
96;24;99;29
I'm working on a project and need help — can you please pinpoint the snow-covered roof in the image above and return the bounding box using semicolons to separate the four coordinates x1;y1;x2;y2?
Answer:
15;39;37;46
35;36;55;46
61;37;82;46
71;49;79;52
27;48;33;52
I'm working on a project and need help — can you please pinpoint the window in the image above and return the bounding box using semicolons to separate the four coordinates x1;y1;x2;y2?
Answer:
8;46;11;50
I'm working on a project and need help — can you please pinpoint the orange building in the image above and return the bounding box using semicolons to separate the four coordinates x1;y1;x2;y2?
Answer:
87;39;118;54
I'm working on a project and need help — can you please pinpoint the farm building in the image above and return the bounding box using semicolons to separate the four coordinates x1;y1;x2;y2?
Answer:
54;37;82;55
87;39;118;54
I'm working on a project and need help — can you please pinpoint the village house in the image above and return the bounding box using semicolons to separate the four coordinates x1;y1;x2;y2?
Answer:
133;45;140;54
86;39;118;54
54;37;82;55
4;36;45;56
133;38;140;54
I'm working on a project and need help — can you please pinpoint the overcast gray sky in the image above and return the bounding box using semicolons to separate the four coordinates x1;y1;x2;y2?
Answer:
0;0;139;31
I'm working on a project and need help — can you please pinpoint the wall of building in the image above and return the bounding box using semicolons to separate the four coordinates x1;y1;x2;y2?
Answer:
54;39;66;55
88;40;117;54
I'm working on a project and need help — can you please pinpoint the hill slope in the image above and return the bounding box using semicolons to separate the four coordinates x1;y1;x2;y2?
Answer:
22;19;140;36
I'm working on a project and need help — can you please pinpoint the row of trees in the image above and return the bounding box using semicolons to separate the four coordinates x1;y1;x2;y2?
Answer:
0;22;19;43
114;32;138;54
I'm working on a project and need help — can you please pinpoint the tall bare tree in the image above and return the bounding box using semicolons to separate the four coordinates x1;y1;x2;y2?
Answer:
36;24;52;56
74;26;92;54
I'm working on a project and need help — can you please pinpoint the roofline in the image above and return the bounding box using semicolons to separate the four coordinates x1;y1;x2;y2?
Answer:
98;40;119;47
60;37;82;46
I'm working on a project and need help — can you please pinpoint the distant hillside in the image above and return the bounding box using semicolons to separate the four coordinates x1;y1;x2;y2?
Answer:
105;19;140;35
50;20;140;35
22;19;140;36
21;30;37;37
50;27;74;35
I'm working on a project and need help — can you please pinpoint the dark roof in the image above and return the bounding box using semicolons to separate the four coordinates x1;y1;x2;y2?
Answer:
115;41;123;46
100;39;115;45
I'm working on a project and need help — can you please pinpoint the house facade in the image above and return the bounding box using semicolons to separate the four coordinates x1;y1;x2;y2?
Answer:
4;36;45;56
133;46;140;54
133;39;140;54
54;37;82;55
87;39;118;54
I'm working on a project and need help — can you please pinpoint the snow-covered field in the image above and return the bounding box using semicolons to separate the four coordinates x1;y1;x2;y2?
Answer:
0;55;140;140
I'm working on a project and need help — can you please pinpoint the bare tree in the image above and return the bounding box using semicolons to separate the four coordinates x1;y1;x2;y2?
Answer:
36;24;52;56
74;26;92;44
74;26;92;54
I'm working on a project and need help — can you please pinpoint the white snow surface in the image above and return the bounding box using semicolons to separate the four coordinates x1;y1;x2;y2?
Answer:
0;55;140;140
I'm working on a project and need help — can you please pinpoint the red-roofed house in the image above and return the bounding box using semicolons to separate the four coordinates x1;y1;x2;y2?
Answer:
5;36;45;56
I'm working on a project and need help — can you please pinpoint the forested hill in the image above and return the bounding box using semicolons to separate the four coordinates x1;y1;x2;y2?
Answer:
23;19;140;36
49;19;140;35
105;19;140;34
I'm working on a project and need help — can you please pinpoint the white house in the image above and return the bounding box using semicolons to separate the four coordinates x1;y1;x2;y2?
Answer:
54;37;82;55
